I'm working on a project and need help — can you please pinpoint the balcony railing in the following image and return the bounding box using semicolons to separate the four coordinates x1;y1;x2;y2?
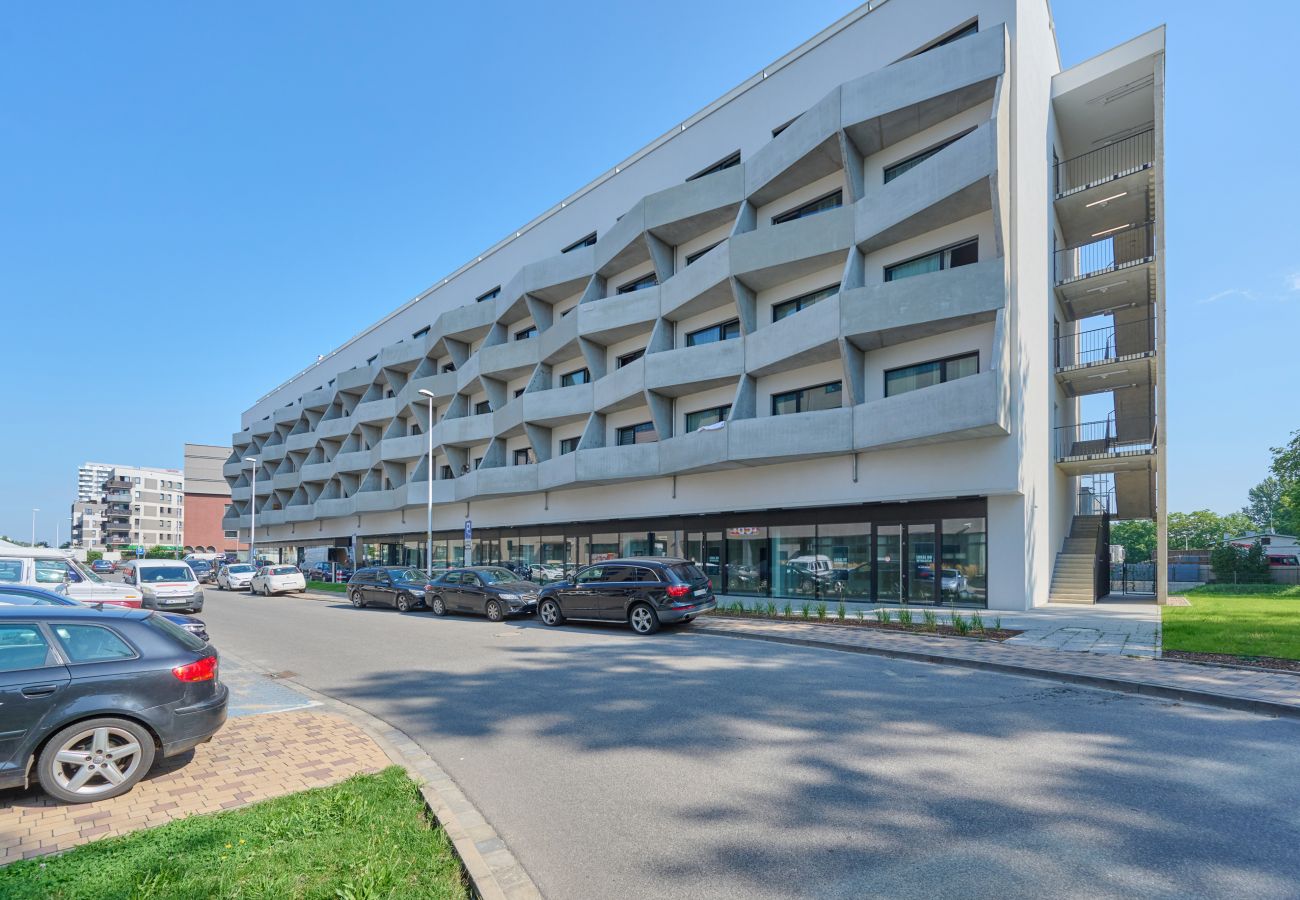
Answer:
1054;221;1154;285
1055;415;1155;461
1054;129;1154;196
1055;318;1155;369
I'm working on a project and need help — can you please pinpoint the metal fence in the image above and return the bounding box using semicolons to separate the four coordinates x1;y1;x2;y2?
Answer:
1055;129;1155;195
1055;415;1155;461
1056;318;1155;369
1054;221;1155;284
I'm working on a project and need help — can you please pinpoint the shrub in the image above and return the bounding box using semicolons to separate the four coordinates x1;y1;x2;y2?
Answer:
783;602;793;617
836;602;846;621
874;608;890;624
922;609;937;631
951;614;969;636
86;550;103;563
970;611;985;633
855;608;865;622
1210;540;1272;584
801;602;811;619
993;616;1003;631
898;607;913;626
815;602;827;621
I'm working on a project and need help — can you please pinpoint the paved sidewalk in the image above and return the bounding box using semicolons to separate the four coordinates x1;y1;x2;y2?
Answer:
697;616;1300;717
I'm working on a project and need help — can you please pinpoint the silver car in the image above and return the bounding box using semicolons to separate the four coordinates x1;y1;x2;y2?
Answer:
216;563;256;591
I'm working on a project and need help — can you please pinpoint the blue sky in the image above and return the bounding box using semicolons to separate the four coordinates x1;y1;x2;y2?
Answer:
1;1;1296;543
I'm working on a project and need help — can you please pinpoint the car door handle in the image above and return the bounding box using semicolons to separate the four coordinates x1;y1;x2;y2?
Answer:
21;684;60;698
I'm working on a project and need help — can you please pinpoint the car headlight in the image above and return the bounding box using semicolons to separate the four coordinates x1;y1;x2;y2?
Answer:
497;593;519;601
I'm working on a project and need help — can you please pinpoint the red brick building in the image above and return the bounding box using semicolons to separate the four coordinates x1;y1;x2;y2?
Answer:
183;443;246;556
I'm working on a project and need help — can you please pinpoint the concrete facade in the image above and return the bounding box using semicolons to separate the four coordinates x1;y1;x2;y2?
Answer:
225;0;1165;610
183;443;244;555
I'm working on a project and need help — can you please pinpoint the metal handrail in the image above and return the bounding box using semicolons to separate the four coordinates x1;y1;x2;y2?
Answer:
1054;415;1155;461
1054;221;1155;285
1055;128;1155;195
1055;318;1156;369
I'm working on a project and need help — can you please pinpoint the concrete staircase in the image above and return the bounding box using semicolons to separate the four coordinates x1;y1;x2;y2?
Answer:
1049;515;1102;604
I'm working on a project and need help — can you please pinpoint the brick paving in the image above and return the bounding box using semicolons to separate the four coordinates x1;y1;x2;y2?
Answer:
697;616;1300;713
0;709;391;863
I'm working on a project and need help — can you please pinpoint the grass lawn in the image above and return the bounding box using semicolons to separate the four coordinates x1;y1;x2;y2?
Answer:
306;580;347;593
1163;585;1300;660
0;767;467;900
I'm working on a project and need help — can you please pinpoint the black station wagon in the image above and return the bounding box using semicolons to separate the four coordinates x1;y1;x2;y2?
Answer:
537;558;715;634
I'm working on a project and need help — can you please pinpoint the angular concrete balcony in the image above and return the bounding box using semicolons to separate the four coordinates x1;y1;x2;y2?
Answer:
728;408;853;463
475;465;540;498
405;372;457;405
577;443;660;484
453;353;482;396
380;433;426;463
250;418;274;438
299;461;333;483
512;246;593;303
315;417;353;441
259;443;286;463
436;299;495;344
478;335;540;381
353;489;397;514
1053;222;1156;319
538;453;578;491
538;306;580;363
659;241;732;322
644;165;744;246
272;406;298;426
354;397;398;425
1055;318;1156;399
335;366;373;394
842;258;1005;351
658;426;735;475
381;340;425;370
747;294;841;377
745;88;843;207
253;478;272;496
578;289;660;346
402;478;455;508
285;506;316;524
301;387;333;411
644;340;743;397
272;471;301;491
231;485;252;502
853;371;1007;451
223;461;244;479
731;206;853;292
315;497;356;519
286;432;317;453
593;355;646;413
258;509;287;527
594;199;652;277
334;448;374;474
436;413;494;448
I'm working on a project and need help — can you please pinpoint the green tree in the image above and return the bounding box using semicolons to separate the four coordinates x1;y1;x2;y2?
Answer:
145;545;178;559
1167;510;1243;550
86;550;103;563
1210;539;1271;584
1242;476;1284;533
1267;429;1300;536
1110;520;1156;562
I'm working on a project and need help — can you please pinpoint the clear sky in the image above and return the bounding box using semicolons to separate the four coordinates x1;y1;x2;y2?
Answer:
2;0;1296;544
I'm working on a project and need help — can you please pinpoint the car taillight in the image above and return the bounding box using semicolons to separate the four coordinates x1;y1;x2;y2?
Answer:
666;584;692;599
172;656;218;682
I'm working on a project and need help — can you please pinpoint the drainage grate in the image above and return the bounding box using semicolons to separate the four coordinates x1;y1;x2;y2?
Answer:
265;670;298;680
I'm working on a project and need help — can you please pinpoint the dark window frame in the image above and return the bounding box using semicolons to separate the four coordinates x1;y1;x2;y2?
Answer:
616;422;658;446
771;116;798;138
561;232;597;254
558;436;580;455
685;318;741;348
884;351;980;398
686;151;741;182
882;128;976;183
560;367;590;387
616;348;645;368
772;284;839;322
474;400;491;415
475;286;501;304
684;242;722;266
684;404;731;433
772;190;843;225
771;381;844;416
616;272;659;294
513;448;535;466
514;325;538;341
883;237;979;283
412;326;431;340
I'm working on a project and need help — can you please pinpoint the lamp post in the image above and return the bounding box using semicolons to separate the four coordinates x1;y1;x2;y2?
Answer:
31;509;38;548
245;457;259;566
418;389;436;579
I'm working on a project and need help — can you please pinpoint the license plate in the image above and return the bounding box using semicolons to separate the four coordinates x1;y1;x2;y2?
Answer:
694;588;707;597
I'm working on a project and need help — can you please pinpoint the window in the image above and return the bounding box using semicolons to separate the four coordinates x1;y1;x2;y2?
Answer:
366;355;377;365
513;387;526;398
562;232;597;253
34;559;72;584
224;530;238;538
0;624;54;672
440;465;454;480
559;437;580;455
473;457;483;470
474;400;491;415
476;287;501;304
686;151;741;182
441;362;456;373
560;368;590;387
771;117;797;138
773;285;838;322
51;624;136;663
686;318;740;347
771;381;843;415
884;238;978;282
617;272;658;294
917;21;978;55
685;405;730;433
617;349;645;368
684;242;721;266
616;422;658;446
885;352;979;397
412;326;430;339
772;190;842;225
514;325;538;341
0;560;24;582
883;129;975;183
514;448;535;466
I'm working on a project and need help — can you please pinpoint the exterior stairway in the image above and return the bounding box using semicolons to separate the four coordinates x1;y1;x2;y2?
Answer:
1049;514;1103;604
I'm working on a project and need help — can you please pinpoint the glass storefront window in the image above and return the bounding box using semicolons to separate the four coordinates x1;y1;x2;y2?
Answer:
943;517;987;604
769;525;818;599
622;531;669;558
591;533;619;563
817;523;871;601
725;526;767;595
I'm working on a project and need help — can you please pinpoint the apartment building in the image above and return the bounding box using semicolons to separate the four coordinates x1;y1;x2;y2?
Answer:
75;462;115;504
183;443;245;555
225;0;1166;609
69;500;104;549
100;465;185;551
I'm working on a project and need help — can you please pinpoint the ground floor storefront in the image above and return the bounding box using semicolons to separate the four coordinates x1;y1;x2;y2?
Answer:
264;498;989;607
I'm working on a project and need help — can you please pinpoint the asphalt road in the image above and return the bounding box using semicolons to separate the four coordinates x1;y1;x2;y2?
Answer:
199;590;1300;900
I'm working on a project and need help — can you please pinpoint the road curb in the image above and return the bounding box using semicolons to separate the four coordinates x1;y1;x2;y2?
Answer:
221;650;543;900
693;623;1300;720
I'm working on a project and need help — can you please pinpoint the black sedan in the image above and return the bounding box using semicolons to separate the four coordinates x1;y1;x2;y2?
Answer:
0;584;211;642
346;567;430;612
424;567;539;621
538;558;715;634
0;605;227;803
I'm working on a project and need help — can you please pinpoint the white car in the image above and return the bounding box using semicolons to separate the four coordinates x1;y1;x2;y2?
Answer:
528;563;565;582
0;543;144;608
250;565;307;596
118;559;205;613
216;563;256;591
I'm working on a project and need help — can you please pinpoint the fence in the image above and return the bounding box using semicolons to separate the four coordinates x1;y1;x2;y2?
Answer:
1055;415;1155;461
1054;221;1155;284
1056;318;1155;369
1054;129;1155;195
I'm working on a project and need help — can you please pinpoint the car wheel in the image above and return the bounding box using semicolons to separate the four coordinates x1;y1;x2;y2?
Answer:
350;590;365;609
485;599;504;622
629;603;661;635
217;582;226;591
37;717;156;804
396;593;413;613
429;595;447;616
538;598;563;627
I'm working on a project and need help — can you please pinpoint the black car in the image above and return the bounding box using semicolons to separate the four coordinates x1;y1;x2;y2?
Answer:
0;605;227;803
424;567;539;621
307;562;352;583
0;584;210;643
187;560;215;584
537;558;715;634
346;567;430;612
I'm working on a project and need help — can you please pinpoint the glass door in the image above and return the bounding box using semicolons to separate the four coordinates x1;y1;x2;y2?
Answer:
907;523;937;603
875;525;903;603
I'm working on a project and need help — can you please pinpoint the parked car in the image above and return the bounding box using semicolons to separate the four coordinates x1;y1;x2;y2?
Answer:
306;562;352;583
187;559;215;584
215;563;255;591
117;560;204;613
940;568;970;598
0;605;227;803
528;563;565;583
0;546;143;608
537;558;715;635
89;559;114;575
346;568;429;612
424;567;540;621
0;583;210;642
250;565;306;596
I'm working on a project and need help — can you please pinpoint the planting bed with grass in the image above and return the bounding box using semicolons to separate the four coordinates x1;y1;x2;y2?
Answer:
1162;585;1300;673
0;767;467;900
306;580;347;593
705;600;1021;641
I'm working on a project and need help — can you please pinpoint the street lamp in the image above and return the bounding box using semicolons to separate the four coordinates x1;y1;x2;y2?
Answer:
418;389;436;579
31;509;38;548
245;457;259;566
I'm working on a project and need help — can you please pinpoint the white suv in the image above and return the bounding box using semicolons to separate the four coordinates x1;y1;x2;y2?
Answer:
0;545;143;608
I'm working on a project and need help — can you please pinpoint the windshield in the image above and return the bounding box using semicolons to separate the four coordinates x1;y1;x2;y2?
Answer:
227;564;254;574
477;567;520;585
69;559;105;584
140;566;196;583
271;566;299;575
395;569;425;582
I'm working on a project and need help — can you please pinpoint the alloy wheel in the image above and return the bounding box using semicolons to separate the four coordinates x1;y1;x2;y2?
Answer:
486;600;503;622
539;599;560;626
629;604;659;635
49;726;144;798
430;596;446;616
396;593;411;613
